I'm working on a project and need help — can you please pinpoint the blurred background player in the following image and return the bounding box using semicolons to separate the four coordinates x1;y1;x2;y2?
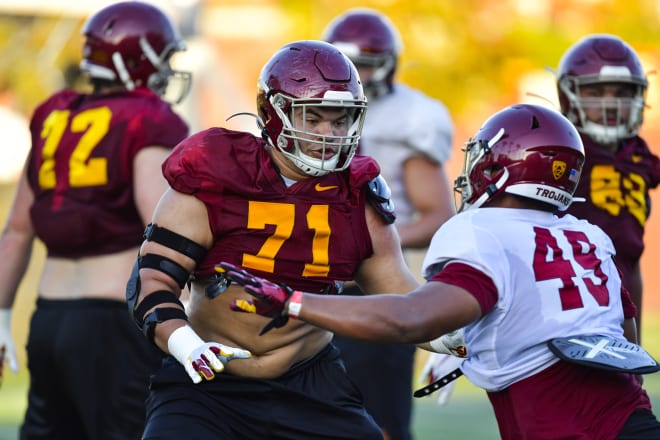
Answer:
0;2;190;438
322;9;455;439
555;34;660;343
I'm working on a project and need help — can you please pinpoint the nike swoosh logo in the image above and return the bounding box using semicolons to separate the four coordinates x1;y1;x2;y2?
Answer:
315;183;338;192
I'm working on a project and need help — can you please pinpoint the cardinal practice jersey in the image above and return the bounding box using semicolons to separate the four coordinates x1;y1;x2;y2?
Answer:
26;88;188;258
422;207;626;392
561;136;660;289
359;83;453;225
163;128;381;294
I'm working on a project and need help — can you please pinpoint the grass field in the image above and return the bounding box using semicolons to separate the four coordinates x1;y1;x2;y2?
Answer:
1;314;659;440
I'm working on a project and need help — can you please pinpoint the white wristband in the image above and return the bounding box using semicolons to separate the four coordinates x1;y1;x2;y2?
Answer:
287;291;303;319
429;334;459;355
429;330;468;357
167;325;205;364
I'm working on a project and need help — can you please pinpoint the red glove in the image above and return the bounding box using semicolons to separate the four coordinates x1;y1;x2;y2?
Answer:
216;262;302;335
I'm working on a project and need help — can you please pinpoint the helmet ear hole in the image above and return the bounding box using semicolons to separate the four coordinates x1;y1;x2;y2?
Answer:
125;57;139;70
483;165;501;178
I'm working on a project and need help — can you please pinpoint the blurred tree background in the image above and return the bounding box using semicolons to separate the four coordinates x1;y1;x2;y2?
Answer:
0;13;84;114
255;0;660;134
3;0;660;127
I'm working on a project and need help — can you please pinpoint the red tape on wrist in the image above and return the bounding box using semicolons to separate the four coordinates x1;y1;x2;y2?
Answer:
287;291;303;319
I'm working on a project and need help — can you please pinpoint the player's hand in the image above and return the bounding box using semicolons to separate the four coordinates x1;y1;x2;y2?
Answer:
0;309;18;387
429;328;468;357
216;262;297;335
420;352;464;406
167;326;251;384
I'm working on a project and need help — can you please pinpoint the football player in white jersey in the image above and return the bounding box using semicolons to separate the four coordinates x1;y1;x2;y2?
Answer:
322;9;455;438
323;8;454;247
220;103;660;440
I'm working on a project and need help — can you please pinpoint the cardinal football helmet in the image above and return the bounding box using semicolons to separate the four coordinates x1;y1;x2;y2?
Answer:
455;104;584;212
257;40;367;177
322;8;402;100
557;34;647;145
80;1;191;103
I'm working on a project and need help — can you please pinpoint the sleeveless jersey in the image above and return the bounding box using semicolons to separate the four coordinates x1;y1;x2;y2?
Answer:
359;83;453;225
561;136;660;288
163;128;380;294
422;207;625;392
27;89;188;258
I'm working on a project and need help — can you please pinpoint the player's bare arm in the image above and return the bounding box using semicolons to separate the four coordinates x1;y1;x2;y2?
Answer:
398;156;454;249
0;168;35;309
301;281;480;344
353;202;419;296
136;188;213;350
133;146;172;225
222;260;481;347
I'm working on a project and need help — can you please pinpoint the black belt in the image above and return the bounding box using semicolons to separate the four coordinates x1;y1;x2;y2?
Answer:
413;367;463;398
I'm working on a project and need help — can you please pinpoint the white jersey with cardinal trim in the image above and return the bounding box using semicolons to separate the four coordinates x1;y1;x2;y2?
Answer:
422;207;625;392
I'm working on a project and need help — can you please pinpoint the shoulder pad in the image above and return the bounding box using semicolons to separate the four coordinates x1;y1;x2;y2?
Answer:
366;175;396;225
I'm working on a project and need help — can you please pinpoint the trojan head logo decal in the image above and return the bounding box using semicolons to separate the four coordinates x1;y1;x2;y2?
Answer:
552;160;567;180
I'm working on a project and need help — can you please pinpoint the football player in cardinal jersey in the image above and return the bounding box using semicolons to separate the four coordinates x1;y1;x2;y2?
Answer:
0;2;190;438
220;104;660;440
322;8;456;438
555;34;660;344
129;39;418;439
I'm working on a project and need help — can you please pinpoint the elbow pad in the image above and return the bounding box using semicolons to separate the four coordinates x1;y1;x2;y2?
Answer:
126;223;208;340
126;270;188;343
126;223;207;311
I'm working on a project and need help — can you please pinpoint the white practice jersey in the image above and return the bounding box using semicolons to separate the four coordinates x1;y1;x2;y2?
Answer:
422;208;626;392
360;83;453;225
